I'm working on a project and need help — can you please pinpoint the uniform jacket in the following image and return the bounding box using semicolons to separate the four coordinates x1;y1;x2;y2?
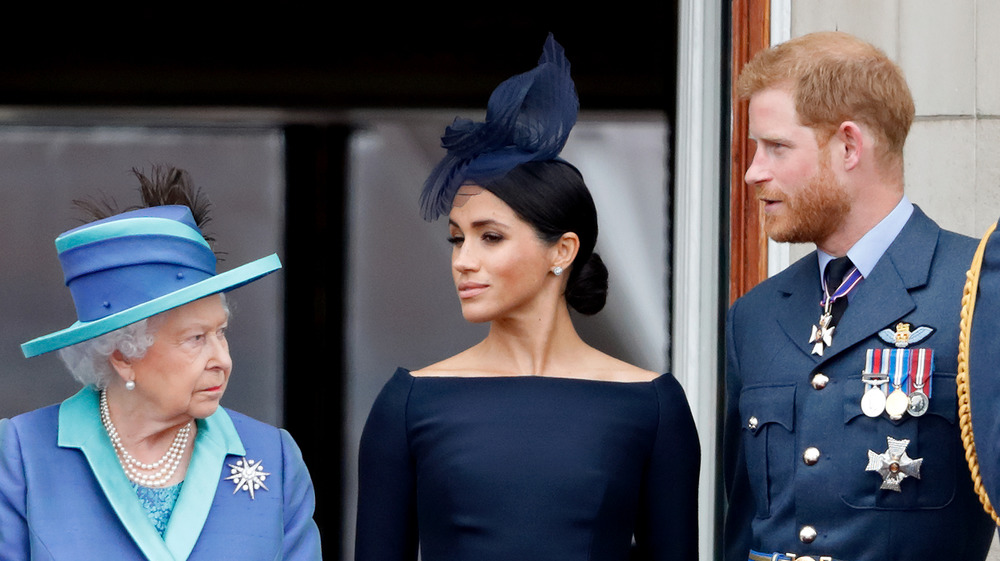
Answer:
724;207;995;561
0;387;321;560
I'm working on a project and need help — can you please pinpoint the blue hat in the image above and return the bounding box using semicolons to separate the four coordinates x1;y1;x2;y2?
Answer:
958;217;1000;522
21;205;281;358
419;33;579;221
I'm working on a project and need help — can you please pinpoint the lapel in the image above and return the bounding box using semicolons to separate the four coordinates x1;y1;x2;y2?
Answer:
58;388;246;561
773;206;940;366
774;252;826;362
164;407;245;560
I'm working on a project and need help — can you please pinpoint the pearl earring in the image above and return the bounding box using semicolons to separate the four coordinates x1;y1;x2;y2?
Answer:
125;380;136;391
552;266;563;276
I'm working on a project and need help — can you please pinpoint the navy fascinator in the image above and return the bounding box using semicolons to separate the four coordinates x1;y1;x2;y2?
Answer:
419;33;579;221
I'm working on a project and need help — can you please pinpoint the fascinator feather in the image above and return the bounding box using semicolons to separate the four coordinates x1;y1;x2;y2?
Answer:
419;33;579;221
21;167;280;358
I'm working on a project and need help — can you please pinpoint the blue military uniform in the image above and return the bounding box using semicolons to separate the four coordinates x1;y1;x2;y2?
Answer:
964;214;1000;523
724;206;995;561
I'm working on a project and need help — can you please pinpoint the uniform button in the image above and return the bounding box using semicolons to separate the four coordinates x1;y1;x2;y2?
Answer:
747;416;758;430
799;525;817;543
811;373;829;390
803;447;821;465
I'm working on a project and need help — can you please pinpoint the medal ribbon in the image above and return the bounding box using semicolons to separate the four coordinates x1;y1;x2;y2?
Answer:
878;348;891;396
821;265;863;308
864;348;875;374
890;348;910;392
863;348;891;397
906;348;934;398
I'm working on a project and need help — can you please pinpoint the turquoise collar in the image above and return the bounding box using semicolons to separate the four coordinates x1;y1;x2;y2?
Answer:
58;387;246;561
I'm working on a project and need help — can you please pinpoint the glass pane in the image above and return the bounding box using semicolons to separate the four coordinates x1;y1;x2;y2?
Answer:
0;126;285;424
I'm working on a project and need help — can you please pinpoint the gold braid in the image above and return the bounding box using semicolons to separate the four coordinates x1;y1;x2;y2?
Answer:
957;220;998;524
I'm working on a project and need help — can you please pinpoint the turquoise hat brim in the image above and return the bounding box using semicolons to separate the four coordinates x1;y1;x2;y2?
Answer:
21;253;281;358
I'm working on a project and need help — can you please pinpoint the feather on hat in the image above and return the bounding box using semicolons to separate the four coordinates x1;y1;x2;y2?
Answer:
419;33;579;221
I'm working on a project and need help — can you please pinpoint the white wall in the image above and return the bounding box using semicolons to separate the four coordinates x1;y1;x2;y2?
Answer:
773;0;1000;267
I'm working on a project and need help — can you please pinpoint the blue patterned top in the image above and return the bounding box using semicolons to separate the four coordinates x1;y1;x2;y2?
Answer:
132;482;183;536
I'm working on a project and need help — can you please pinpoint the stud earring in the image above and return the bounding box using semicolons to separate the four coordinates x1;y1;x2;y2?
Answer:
552;266;563;276
125;380;136;391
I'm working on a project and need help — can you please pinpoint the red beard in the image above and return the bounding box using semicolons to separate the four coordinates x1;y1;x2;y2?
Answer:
757;160;850;245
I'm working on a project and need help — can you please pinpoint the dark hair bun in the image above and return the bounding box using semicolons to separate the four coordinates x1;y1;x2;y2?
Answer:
566;252;608;315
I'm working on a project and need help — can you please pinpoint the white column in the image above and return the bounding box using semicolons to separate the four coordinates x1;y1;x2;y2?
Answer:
768;0;793;277
674;0;723;559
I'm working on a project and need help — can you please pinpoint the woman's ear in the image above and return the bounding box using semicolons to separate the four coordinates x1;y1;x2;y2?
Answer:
552;232;580;271
109;350;135;384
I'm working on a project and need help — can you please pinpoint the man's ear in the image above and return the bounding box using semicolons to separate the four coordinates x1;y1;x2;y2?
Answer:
836;120;865;171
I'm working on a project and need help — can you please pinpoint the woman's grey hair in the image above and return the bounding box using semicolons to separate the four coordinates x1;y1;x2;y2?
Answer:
57;318;159;389
57;294;229;389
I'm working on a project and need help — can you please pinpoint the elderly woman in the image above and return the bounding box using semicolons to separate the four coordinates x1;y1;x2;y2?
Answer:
355;35;700;561
0;168;321;560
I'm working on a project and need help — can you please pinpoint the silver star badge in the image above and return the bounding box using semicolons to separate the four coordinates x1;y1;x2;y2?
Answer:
866;436;922;492
224;457;270;499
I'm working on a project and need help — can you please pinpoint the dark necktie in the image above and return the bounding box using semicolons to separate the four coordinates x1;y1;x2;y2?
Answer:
824;256;854;327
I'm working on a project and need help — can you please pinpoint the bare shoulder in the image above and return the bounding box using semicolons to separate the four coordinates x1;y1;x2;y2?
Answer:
573;349;661;383
410;356;458;378
615;363;662;383
410;344;660;382
410;349;491;378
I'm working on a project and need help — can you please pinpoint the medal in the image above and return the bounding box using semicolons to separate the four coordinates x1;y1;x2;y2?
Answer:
885;389;909;420
809;263;863;356
907;391;929;417
861;350;889;417
885;348;909;420
861;369;888;418
906;348;933;417
862;384;888;417
809;304;836;356
866;436;923;492
863;328;937;421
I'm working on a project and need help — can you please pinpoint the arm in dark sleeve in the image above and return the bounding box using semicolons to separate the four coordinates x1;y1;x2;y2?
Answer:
634;373;701;560
723;302;754;561
355;374;418;561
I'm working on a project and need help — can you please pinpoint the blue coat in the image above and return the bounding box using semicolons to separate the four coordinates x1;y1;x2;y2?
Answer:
724;207;995;561
0;387;322;560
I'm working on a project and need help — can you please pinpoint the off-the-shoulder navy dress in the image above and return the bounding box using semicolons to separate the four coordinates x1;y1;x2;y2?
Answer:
356;368;700;561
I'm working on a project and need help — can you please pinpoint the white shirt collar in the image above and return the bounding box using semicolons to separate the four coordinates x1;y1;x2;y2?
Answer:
817;195;914;280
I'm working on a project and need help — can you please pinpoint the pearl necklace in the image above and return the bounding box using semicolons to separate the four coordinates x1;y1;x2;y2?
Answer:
99;389;192;488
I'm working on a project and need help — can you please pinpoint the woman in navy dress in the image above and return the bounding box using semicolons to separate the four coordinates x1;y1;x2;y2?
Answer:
355;35;700;561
